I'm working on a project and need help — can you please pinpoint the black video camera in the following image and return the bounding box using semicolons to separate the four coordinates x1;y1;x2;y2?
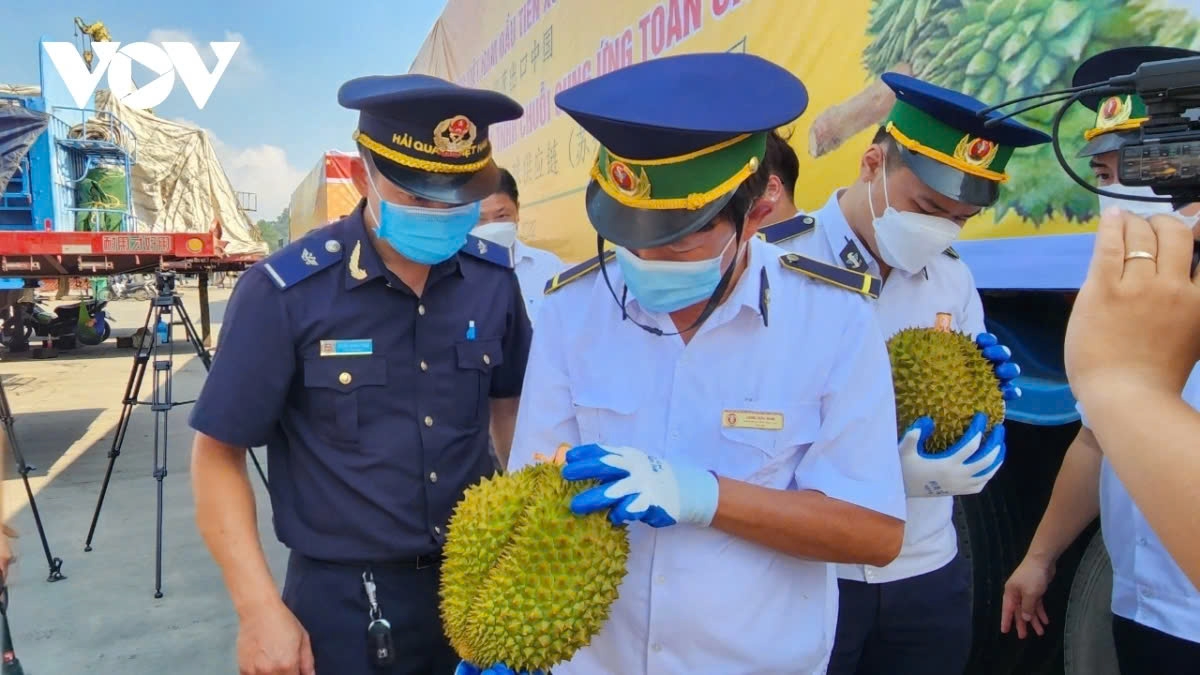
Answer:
155;270;176;297
985;54;1200;274
1111;56;1200;204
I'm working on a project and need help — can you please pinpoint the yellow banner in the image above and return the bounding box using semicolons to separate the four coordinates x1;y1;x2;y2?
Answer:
409;0;1200;263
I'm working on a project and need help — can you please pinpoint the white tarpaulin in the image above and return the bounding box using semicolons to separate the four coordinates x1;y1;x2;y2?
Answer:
91;90;266;257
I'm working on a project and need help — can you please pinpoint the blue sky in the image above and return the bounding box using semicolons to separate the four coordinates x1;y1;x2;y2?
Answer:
0;0;448;220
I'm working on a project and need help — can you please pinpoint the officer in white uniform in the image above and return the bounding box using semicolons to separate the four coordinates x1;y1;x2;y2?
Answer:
455;52;909;675
760;73;1037;675
1002;46;1200;675
472;167;563;325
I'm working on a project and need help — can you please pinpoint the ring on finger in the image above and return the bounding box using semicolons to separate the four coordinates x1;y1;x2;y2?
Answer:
1124;250;1156;261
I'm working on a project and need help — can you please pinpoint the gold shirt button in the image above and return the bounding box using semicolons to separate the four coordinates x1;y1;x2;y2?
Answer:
482;354;491;365
424;415;433;427
420;360;428;372
338;372;352;385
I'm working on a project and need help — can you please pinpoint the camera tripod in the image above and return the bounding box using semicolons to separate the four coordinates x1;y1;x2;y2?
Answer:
0;378;66;584
82;277;268;598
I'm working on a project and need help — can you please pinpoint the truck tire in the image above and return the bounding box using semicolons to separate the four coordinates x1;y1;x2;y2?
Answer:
1063;532;1118;675
956;420;1093;675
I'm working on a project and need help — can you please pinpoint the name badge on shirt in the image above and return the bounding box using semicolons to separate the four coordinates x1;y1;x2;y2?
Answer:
722;409;785;431
319;339;374;357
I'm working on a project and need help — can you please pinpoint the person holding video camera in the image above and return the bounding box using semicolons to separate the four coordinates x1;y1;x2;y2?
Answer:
1001;46;1200;674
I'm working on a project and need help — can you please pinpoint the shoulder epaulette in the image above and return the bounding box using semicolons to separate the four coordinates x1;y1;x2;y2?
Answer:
544;250;616;295
261;235;344;291
943;246;960;259
461;234;515;268
757;214;815;244
779;253;881;299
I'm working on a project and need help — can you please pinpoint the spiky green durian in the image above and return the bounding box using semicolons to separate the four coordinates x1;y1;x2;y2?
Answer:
440;460;630;673
887;327;1006;453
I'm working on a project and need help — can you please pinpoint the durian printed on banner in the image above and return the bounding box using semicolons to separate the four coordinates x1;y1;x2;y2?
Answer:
812;0;1200;226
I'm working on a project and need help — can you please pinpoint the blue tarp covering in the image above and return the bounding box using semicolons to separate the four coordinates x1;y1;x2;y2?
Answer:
0;105;49;194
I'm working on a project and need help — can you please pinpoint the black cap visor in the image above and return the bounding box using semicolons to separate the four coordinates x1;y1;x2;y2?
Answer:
1077;130;1131;158
897;146;999;208
584;180;736;249
369;151;501;206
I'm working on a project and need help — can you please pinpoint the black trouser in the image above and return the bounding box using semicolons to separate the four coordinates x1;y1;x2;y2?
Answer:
282;551;459;675
826;553;972;675
1112;614;1200;675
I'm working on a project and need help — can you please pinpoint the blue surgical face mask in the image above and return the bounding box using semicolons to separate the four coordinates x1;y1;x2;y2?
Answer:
366;174;481;265
614;234;737;314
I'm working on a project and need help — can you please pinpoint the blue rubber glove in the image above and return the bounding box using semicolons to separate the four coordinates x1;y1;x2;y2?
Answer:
975;332;1021;401
454;660;545;675
898;413;1006;497
561;444;720;527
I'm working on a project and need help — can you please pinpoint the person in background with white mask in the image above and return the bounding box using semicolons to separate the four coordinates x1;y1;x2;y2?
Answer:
472;168;563;325
1002;46;1200;675
770;73;1042;675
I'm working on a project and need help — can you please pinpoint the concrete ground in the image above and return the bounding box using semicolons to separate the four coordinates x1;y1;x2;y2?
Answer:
0;286;287;674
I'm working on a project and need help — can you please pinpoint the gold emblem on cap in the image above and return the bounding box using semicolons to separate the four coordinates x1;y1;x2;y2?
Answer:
607;160;652;199
433;115;478;158
1097;95;1133;131
953;134;999;169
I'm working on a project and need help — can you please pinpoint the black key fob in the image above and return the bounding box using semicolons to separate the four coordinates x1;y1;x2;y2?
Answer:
368;618;395;666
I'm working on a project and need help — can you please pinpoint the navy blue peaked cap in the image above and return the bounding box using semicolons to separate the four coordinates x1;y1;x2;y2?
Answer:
1071;46;1200;157
882;73;1051;148
338;74;523;205
554;52;809;248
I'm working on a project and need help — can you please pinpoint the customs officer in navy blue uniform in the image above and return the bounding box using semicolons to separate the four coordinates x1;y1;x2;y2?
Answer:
188;75;532;675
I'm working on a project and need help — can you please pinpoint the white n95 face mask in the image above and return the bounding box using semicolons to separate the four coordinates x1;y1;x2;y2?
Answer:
869;165;962;274
471;221;519;249
1097;184;1179;219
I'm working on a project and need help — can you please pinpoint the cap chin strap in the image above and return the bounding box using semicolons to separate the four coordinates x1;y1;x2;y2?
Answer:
596;221;744;338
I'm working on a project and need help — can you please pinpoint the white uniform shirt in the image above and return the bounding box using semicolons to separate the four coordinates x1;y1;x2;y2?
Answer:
512;240;563;327
777;189;986;585
1076;363;1200;644
508;235;907;675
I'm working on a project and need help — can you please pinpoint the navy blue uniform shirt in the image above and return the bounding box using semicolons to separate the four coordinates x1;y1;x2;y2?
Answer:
188;201;532;562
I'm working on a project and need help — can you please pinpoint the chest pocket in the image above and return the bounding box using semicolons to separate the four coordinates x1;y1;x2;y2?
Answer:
302;356;388;447
571;387;644;447
717;399;823;484
454;338;504;425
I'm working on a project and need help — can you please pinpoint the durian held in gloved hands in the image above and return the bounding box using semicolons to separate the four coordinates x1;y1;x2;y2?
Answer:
440;445;631;675
887;325;1008;454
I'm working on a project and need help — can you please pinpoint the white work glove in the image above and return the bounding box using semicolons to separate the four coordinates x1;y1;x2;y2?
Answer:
899;414;1006;498
560;444;720;527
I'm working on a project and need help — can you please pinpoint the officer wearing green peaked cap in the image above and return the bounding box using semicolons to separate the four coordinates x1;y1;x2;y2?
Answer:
762;72;1042;675
1069;45;1200;226
487;51;911;675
